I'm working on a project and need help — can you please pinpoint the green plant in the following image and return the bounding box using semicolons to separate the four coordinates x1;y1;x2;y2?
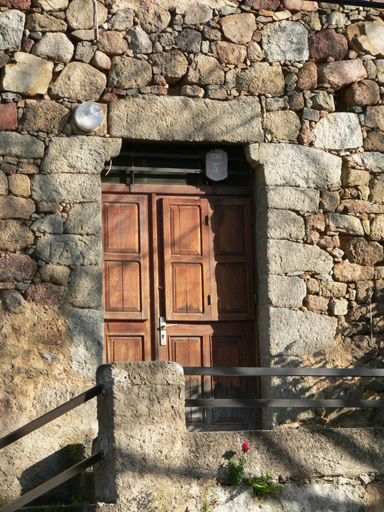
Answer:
199;481;218;512
359;507;367;512
250;470;282;501
71;497;90;506
228;442;250;485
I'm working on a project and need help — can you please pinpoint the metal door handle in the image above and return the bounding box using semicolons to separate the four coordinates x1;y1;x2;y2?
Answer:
158;317;178;346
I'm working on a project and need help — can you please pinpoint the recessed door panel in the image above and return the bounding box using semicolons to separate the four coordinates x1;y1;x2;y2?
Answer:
163;197;211;322
106;335;144;362
105;203;140;253
172;263;204;315
169;336;204;423
170;205;202;255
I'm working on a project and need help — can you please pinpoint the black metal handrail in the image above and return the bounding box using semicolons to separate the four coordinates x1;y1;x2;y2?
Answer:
183;367;384;408
0;385;103;512
0;453;103;512
0;384;103;450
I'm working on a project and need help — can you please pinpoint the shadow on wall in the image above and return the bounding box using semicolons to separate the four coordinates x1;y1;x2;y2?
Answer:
20;444;93;505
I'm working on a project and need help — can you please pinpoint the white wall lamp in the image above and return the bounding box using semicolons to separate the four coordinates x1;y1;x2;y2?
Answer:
74;101;105;132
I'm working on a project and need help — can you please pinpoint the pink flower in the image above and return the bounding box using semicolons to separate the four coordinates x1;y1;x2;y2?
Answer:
242;442;250;453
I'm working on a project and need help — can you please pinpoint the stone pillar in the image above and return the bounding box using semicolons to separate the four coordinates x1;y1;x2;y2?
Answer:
93;362;187;507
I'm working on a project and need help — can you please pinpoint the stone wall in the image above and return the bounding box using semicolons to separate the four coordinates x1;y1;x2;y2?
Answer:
0;0;383;503
93;362;384;512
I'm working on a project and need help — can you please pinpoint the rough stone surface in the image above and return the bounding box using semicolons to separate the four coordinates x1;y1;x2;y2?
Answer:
350;152;384;173
62;204;100;237
304;294;329;312
32;0;67;9
31;213;63;234
41;136;121;174
68;267;102;308
283;0;318;10
321;281;347;298
74;41;95;63
32;32;74;63
1;290;26;314
175;29;201;55
266;209;305;240
91;50;111;71
326;213;364;235
25;282;64;306
365;105;384;131
247;0;280;9
263;110;300;141
266;307;337;356
109;96;263;143
137;4;171;34
329;298;348;316
0;170;8;195
297;61;317;90
236;62;285;95
346;21;384;57
35;234;101;266
371;175;384;205
221;13;256;45
108;56;152;89
211;41;246;65
263;21;309;62
0;102;17;130
345;238;383;266
247;143;341;189
21;100;70;134
0;219;34;251
0;132;44;159
8;174;30;197
263;187;319;213
67;308;103;379
312;113;363;150
308;29;348;62
26;13;67;32
50;62;107;101
343;168;370;187
39;263;70;285
266;275;306;307
333;261;375;282
184;5;212;25
0;196;34;219
370;215;384;241
186;55;224;85
265;240;333;274
364;131;384;152
31;175;101;203
0;10;25;51
0;253;37;282
2;52;53;95
344;80;380;107
318;59;367;90
150;50;188;84
66;0;107;30
310;90;335;112
109;8;134;30
127;26;152;54
99;30;128;55
247;41;264;62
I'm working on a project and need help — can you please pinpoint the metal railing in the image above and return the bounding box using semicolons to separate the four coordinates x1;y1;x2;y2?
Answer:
183;367;384;409
0;385;103;512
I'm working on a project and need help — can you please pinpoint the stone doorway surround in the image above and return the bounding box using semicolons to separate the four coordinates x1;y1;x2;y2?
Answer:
34;95;343;427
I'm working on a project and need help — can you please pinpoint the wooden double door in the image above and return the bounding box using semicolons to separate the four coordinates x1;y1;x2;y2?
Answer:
102;185;257;429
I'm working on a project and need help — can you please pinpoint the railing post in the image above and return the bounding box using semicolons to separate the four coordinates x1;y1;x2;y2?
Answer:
93;362;187;506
